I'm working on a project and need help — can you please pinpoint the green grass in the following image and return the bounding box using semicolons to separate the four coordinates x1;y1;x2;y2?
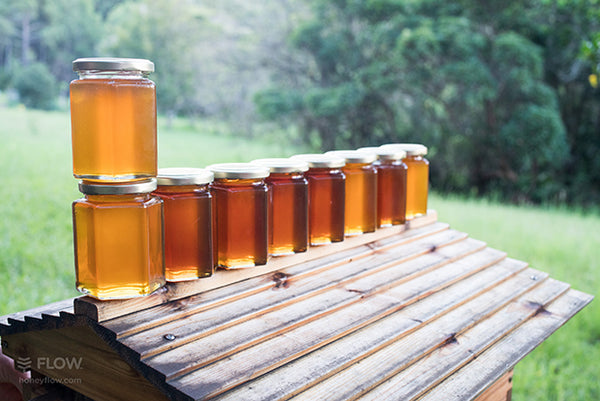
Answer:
0;105;597;399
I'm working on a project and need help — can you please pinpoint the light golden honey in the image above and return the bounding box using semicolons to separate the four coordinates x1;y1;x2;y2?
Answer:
403;155;429;219
342;162;377;235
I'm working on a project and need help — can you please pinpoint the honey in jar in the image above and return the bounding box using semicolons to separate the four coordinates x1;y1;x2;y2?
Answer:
153;168;214;281
358;147;407;227
70;58;157;181
290;154;346;245
326;150;377;235
72;179;165;299
381;143;429;219
208;163;269;269
251;158;309;256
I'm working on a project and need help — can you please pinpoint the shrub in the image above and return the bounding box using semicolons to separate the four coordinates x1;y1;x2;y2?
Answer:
13;62;58;110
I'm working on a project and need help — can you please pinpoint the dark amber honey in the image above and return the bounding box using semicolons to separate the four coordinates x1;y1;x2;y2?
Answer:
291;154;346;245
70;58;156;181
251;159;309;256
154;168;214;281
208;163;269;269
72;180;165;299
327;151;377;235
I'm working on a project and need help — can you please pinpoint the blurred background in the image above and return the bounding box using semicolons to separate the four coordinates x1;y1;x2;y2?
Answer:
0;0;598;399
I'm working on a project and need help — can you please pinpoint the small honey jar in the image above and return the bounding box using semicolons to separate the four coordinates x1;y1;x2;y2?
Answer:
153;168;214;281
251;158;309;256
381;143;429;219
72;179;165;299
326;150;378;235
208;163;270;269
290;154;346;245
358;147;407;227
70;57;157;182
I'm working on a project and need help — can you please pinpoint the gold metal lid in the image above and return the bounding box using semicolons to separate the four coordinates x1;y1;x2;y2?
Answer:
73;57;154;73
357;147;406;161
78;179;157;195
380;143;428;156
207;163;270;179
325;150;377;164
290;154;346;168
157;168;214;186
250;158;309;173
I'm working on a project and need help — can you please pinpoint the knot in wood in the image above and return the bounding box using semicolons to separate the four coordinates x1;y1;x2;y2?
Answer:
272;272;290;289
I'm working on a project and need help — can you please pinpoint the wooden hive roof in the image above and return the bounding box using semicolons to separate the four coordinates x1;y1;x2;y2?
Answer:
0;212;593;401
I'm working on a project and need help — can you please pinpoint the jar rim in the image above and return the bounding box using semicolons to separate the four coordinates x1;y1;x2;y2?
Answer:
356;147;406;160
250;158;309;173
325;150;377;164
157;167;214;186
290;154;346;168
73;57;154;73
207;163;270;179
380;143;428;156
79;178;157;195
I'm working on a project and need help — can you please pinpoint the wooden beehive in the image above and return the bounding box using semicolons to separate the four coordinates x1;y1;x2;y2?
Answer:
0;212;592;401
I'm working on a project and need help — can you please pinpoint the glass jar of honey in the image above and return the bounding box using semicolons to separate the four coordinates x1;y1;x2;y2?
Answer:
381;143;429;219
358;147;407;227
290;154;346;245
207;163;270;269
153;168;214;281
326;150;378;235
251;158;309;256
72;179;165;299
70;58;157;182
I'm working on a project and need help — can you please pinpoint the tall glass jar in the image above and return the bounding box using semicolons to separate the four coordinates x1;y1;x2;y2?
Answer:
153;168;214;281
251;158;309;256
358;147;407;227
208;163;270;269
290;154;346;245
381;143;429;219
70;58;157;182
326;150;377;235
72;179;165;299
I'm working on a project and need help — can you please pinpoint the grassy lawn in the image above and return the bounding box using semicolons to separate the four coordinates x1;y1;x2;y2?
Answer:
0;105;597;399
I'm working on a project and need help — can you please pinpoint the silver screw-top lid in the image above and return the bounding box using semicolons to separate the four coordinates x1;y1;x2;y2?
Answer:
73;57;154;73
207;163;270;179
78;178;157;195
357;146;406;161
380;143;428;156
250;158;309;173
156;168;214;186
290;154;346;168
325;150;377;164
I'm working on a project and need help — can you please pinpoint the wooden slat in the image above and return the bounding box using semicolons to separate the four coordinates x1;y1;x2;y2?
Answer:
169;246;505;400
0;298;75;327
212;258;529;401
474;370;513;401
74;211;439;322
417;288;593;401
335;276;567;401
118;230;470;358
104;221;450;338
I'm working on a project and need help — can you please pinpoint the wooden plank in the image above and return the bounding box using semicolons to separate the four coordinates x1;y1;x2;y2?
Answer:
104;221;450;338
1;327;179;401
417;288;593;401
0;298;75;327
74;211;439;322
212;258;529;401
117;230;471;358
474;370;513;401
334;276;567;401
169;246;505;400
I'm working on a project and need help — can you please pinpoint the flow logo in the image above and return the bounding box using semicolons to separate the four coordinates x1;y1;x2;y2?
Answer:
15;356;32;372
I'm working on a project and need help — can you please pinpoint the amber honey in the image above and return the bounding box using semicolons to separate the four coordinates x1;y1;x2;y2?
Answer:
290;154;345;245
381;144;429;219
70;58;156;181
72;179;165;299
251;159;309;256
154;168;214;281
358;147;407;227
208;163;269;269
327;151;377;235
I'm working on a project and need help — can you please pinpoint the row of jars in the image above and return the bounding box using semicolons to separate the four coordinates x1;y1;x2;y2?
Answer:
71;146;429;300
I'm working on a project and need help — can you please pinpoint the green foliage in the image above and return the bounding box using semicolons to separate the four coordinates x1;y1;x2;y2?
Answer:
13;62;58;110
